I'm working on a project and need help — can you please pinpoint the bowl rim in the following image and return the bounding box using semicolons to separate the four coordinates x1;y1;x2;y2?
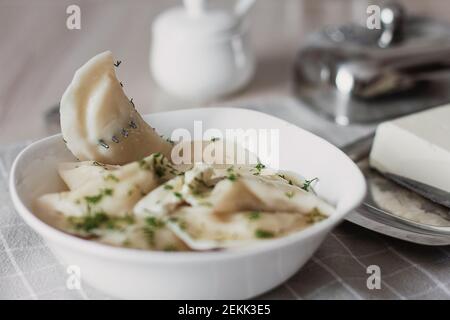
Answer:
9;107;366;263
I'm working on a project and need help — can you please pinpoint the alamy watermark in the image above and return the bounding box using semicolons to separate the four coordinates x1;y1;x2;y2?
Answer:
367;5;381;30
169;121;280;169
66;5;81;30
366;265;381;290
66;265;82;290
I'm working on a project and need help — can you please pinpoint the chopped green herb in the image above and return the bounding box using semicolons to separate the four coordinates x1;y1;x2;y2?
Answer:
145;216;165;228
164;184;174;190
104;174;119;182
306;208;327;224
285;191;295;199
84;188;113;205
255;229;275;239
255;162;266;172
173;192;183;199
248;211;261;220
154;167;165;178
227;173;238;181
302;178;318;192
68;212;109;232
138;159;149;169
84;194;103;205
278;174;293;185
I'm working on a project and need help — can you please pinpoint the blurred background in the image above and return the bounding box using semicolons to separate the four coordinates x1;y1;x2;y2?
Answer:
1;0;450;143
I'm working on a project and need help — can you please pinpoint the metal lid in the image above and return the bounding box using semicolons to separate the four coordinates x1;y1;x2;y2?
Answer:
293;2;450;125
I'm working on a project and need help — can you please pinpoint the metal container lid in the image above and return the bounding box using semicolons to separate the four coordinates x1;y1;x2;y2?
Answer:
293;2;450;125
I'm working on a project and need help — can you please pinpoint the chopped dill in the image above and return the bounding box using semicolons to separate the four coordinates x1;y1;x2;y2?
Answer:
104;174;119;182
255;229;274;239
254;162;266;175
306;208;327;224
248;211;261;220
68;212;109;232
285;191;295;199
145;216;165;228
278;174;293;185
302;178;318;192
173;192;183;199
84;188;113;205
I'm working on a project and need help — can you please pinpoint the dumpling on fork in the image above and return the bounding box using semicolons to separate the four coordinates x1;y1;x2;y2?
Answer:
60;51;173;165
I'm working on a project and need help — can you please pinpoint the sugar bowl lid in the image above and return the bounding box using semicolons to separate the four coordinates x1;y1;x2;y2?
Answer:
152;0;244;41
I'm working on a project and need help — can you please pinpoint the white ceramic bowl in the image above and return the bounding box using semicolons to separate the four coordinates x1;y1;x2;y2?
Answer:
9;108;366;299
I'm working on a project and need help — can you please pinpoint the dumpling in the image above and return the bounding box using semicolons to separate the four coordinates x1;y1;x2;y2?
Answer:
58;161;119;190
166;207;327;250
207;174;334;215
134;163;332;250
60;51;173;165
133;163;217;217
36;153;175;218
64;215;189;251
134;175;185;217
134;163;333;217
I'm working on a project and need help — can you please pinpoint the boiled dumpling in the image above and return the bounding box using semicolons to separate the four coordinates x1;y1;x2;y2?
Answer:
60;51;173;165
207;174;334;215
134;163;217;217
166;207;327;250
64;215;189;251
134;175;185;217
36;153;175;218
58;161;119;190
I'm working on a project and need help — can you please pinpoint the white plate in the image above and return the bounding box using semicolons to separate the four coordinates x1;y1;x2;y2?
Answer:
9;107;366;299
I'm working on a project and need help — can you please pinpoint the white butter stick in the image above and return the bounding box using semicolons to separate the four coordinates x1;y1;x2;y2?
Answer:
369;104;450;193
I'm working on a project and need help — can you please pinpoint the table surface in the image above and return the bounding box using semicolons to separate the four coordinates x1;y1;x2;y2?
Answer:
0;0;449;300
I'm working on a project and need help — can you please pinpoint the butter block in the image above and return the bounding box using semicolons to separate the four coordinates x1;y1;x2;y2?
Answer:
369;105;450;193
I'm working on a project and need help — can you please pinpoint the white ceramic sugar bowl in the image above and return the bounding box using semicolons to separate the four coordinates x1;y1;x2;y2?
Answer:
150;0;256;101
